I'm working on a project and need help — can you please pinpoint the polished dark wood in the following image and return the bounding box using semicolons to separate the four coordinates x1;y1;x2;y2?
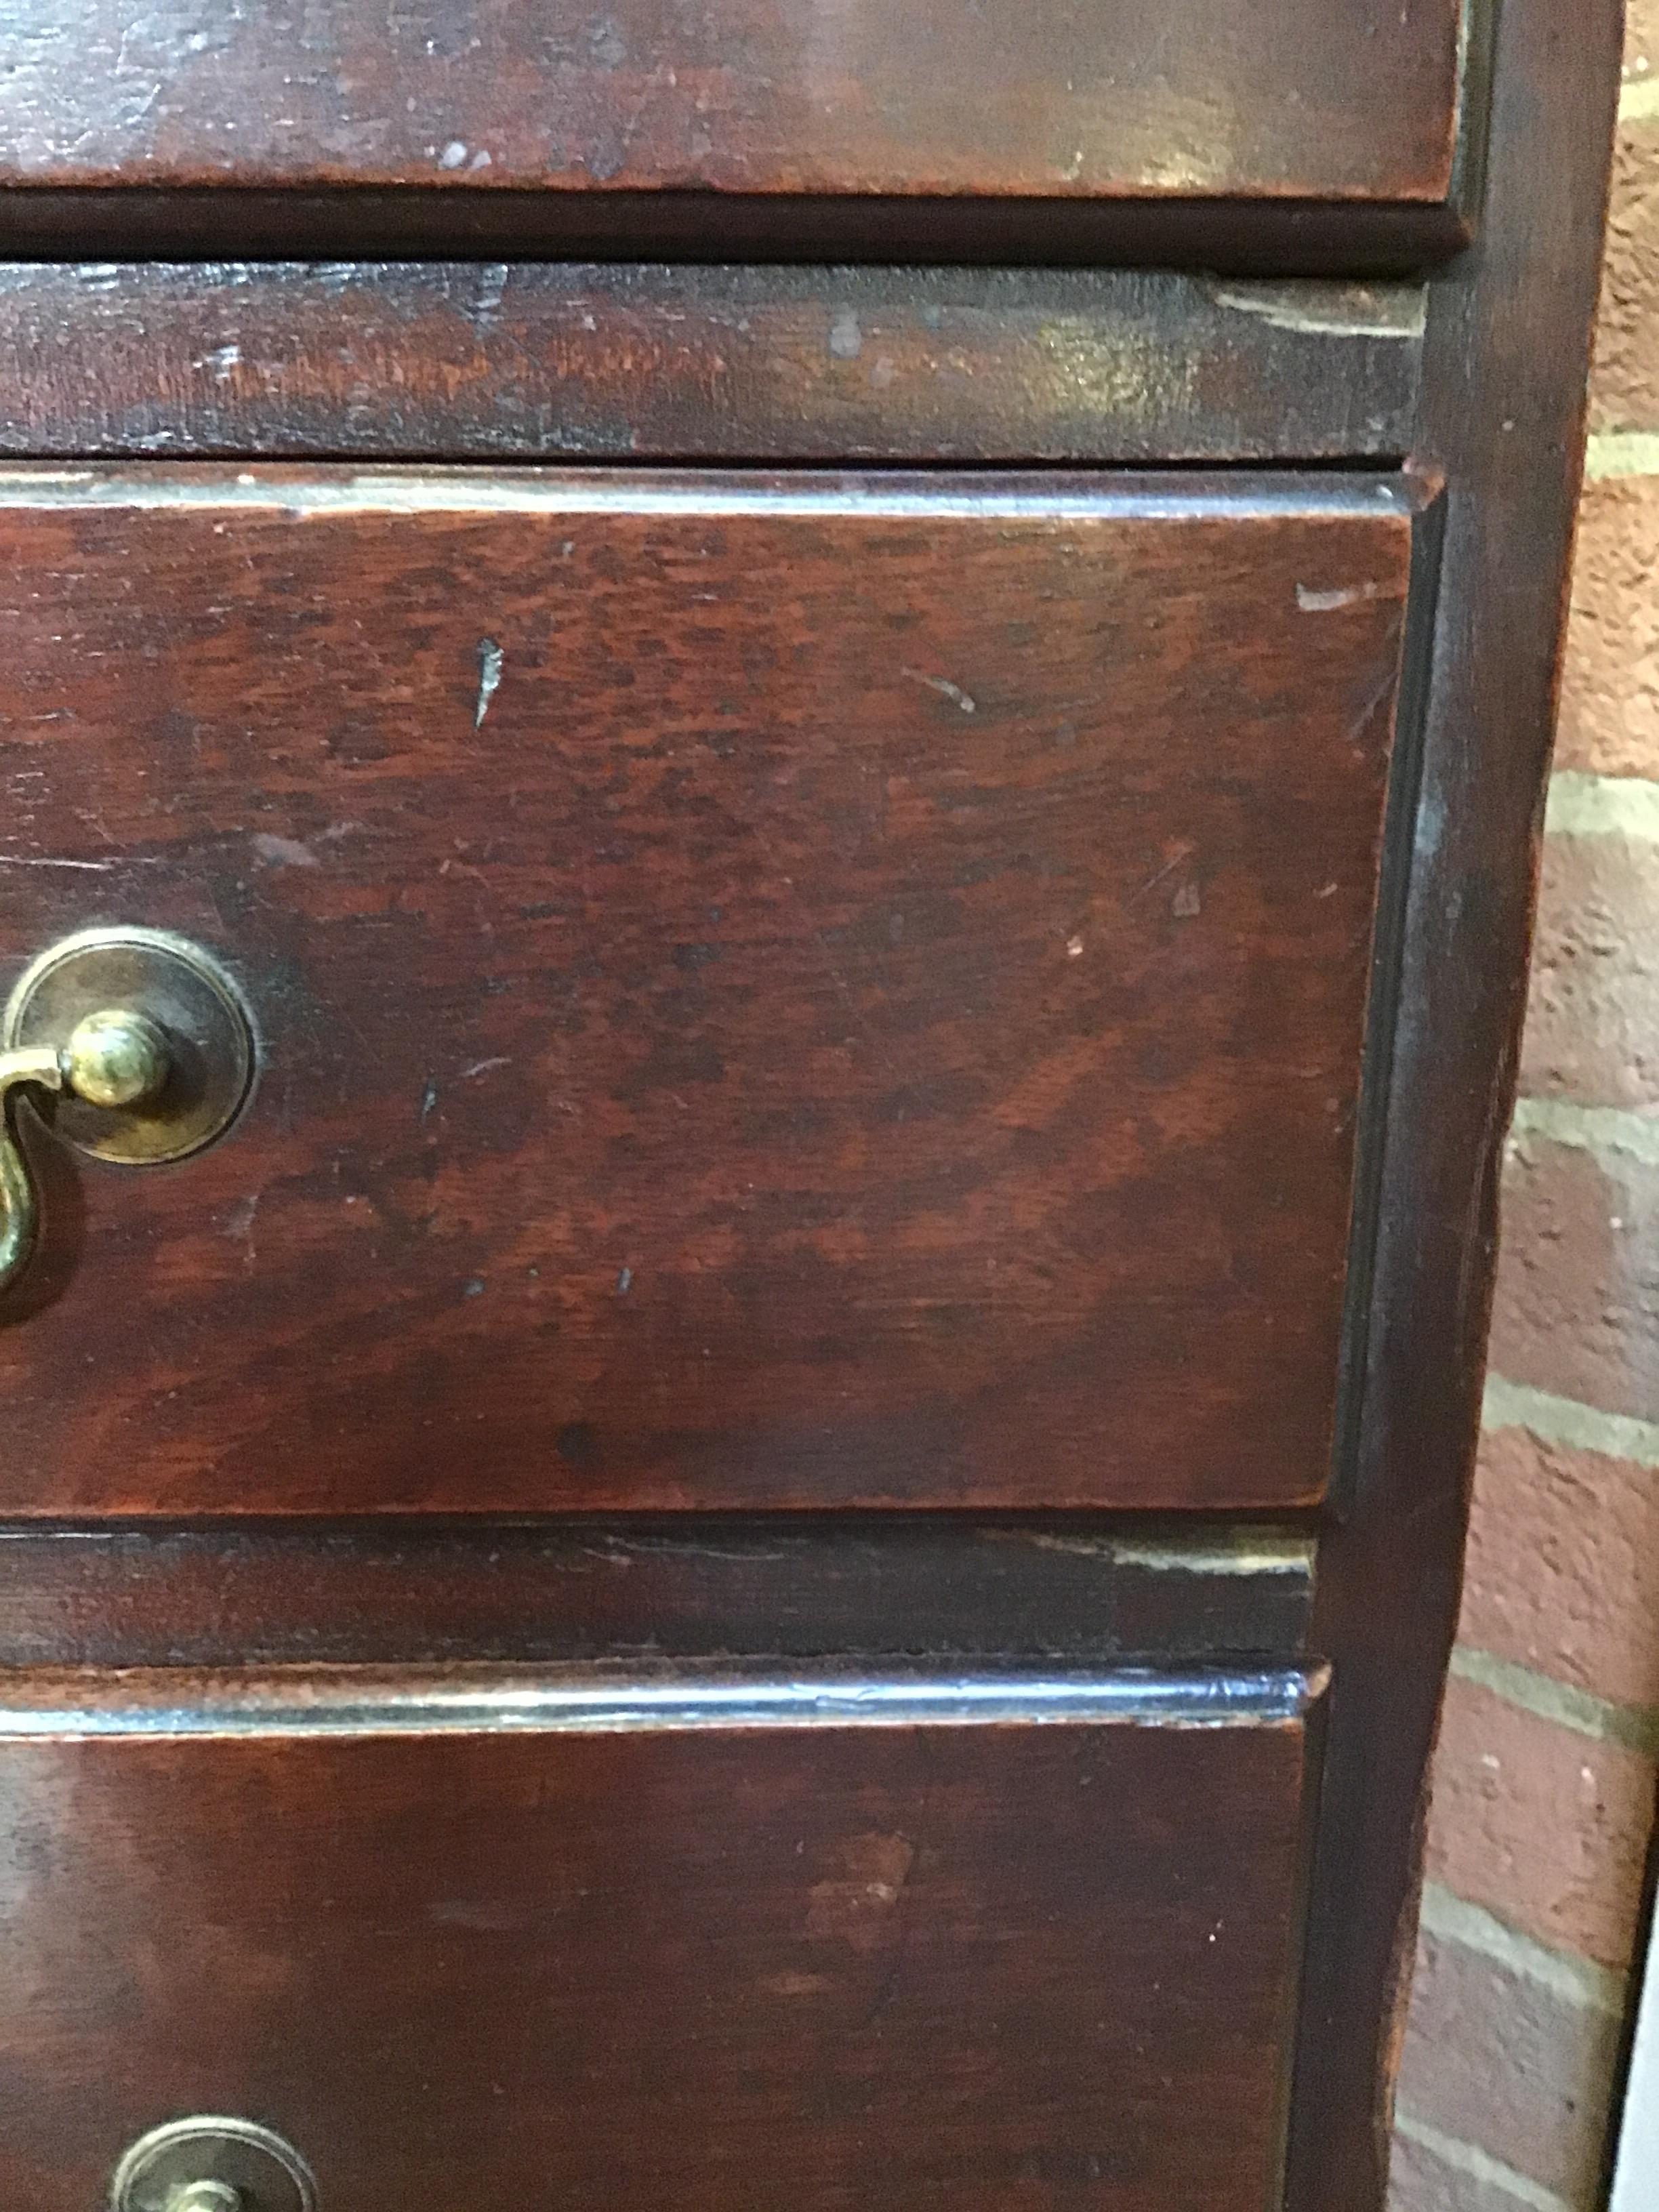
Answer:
0;1662;1319;2212
0;264;1426;464
0;469;1416;1516
1285;1;1628;2207
3;0;1463;210
0;1521;1314;1668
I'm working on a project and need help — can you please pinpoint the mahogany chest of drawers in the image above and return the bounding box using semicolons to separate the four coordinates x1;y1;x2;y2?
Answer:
0;5;1624;2209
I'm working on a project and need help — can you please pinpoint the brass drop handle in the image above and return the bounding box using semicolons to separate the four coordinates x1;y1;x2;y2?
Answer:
0;929;255;1303
0;1010;171;1292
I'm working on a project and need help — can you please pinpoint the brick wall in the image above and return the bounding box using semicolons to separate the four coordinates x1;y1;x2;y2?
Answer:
1389;10;1659;2209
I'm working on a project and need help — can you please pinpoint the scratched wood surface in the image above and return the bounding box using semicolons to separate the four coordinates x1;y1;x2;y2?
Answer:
0;468;1414;1515
3;0;1464;209
0;1668;1315;2212
0;264;1427;464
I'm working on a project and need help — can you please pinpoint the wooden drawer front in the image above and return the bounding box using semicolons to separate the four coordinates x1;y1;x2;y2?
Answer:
0;1665;1319;2212
3;1;1463;213
0;469;1414;1516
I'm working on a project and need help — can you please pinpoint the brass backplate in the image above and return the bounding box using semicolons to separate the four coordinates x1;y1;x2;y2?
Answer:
3;928;254;1165
109;2116;316;2212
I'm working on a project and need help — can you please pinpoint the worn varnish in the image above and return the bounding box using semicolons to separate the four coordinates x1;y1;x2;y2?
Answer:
0;264;1427;465
4;0;1465;210
0;1664;1318;2212
0;469;1415;1515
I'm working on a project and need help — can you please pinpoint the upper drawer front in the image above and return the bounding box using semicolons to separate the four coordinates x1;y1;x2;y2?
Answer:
0;469;1413;1516
6;1;1465;209
0;1663;1317;2212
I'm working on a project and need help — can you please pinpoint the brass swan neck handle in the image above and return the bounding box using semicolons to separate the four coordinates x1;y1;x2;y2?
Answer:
0;1044;66;1292
0;1010;171;1294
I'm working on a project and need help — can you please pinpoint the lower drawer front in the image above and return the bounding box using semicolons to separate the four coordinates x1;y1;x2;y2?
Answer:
0;1666;1318;2212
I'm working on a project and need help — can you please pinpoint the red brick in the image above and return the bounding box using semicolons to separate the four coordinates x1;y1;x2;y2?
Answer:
1588;0;1659;436
1487;1132;1659;1422
1465;1423;1659;1710
1423;1677;1654;1969
1555;478;1659;779
1589;120;1659;434
1397;1927;1623;2201
1387;2131;1543;2212
1521;830;1659;1109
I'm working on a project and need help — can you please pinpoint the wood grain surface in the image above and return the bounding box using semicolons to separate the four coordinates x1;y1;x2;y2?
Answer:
3;0;1464;206
0;469;1415;1515
0;264;1427;465
0;1664;1317;2212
